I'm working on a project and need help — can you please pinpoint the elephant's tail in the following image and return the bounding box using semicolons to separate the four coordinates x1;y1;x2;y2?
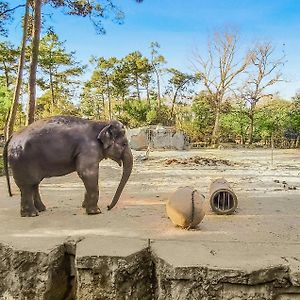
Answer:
3;136;12;197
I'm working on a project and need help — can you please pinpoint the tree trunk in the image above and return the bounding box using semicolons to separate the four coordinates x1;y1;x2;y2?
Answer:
96;99;101;119
26;0;42;125
146;82;150;105
248;112;254;145
170;88;180;120
3;61;10;88
296;136;299;148
5;0;30;139
154;67;161;110
101;93;105;117
211;105;220;145
135;73;141;101
106;77;112;120
3;112;9;140
49;50;55;113
49;68;55;113
170;79;191;121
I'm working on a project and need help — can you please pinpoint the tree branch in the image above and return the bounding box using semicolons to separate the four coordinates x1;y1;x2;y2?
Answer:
0;4;25;17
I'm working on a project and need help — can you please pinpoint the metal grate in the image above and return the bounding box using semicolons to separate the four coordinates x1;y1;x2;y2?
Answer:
212;191;234;211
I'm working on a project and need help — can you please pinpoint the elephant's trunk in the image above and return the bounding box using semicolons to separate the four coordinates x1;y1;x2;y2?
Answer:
107;147;133;210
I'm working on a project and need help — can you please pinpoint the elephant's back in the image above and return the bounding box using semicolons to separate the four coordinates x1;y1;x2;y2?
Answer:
10;116;93;143
8;116;94;162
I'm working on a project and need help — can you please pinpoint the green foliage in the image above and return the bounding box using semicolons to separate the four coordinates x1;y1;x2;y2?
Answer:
220;102;249;143
123;51;152;100
167;68;199;119
255;99;290;141
0;85;24;135
37;30;84;118
80;81;105;119
116;99;150;127
287;94;300;134
0;85;11;130
191;91;215;138
81;51;154;119
36;90;79;119
81;56;123;119
47;0;143;34
115;99;172;128
0;41;19;88
146;104;172;125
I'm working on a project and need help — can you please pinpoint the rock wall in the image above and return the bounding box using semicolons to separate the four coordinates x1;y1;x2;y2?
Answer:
153;255;300;300
75;237;154;300
1;237;300;300
0;238;76;300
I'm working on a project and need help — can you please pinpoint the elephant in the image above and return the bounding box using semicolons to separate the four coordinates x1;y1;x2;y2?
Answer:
3;116;133;217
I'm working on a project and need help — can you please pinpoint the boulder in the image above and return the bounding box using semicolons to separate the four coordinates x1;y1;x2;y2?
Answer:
127;127;148;150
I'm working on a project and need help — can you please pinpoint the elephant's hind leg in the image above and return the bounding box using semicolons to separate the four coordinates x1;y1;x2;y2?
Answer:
19;185;39;217
34;185;46;212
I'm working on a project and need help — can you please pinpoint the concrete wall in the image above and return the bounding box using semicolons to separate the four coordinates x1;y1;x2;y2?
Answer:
127;126;189;151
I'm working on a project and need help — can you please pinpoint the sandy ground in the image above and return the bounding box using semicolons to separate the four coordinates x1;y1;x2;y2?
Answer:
0;148;300;268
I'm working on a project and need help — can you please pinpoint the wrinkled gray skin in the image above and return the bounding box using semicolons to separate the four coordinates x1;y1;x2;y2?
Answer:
4;116;133;217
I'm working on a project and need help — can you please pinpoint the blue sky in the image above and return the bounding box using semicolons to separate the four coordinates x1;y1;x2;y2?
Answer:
6;0;300;99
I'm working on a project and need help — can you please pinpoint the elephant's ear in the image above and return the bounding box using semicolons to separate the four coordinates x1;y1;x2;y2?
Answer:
97;124;113;149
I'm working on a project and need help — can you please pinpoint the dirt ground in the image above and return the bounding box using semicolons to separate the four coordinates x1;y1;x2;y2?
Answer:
0;148;300;269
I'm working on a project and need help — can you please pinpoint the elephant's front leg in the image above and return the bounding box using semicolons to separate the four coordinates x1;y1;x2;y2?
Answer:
77;161;101;215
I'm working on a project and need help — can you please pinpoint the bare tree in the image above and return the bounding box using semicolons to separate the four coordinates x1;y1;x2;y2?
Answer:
192;30;250;145
5;0;30;138
240;42;284;144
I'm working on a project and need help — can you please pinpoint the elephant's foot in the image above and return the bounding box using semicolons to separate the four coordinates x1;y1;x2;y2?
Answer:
21;207;39;217
86;206;101;215
35;202;46;212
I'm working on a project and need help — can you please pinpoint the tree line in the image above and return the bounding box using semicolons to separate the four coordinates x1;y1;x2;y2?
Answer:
0;1;299;147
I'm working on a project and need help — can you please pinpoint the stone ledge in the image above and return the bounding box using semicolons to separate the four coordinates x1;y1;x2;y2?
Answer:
0;237;300;299
151;240;300;299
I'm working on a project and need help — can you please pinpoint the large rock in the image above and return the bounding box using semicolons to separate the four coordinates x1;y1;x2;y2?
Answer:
171;131;187;150
127;127;148;150
151;240;300;300
151;126;188;150
127;126;189;150
0;237;76;300
75;237;155;300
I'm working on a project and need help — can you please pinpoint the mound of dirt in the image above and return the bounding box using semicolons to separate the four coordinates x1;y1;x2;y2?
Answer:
164;156;234;166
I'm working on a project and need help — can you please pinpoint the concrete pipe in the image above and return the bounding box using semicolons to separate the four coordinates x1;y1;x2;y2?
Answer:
166;186;206;229
209;178;238;215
